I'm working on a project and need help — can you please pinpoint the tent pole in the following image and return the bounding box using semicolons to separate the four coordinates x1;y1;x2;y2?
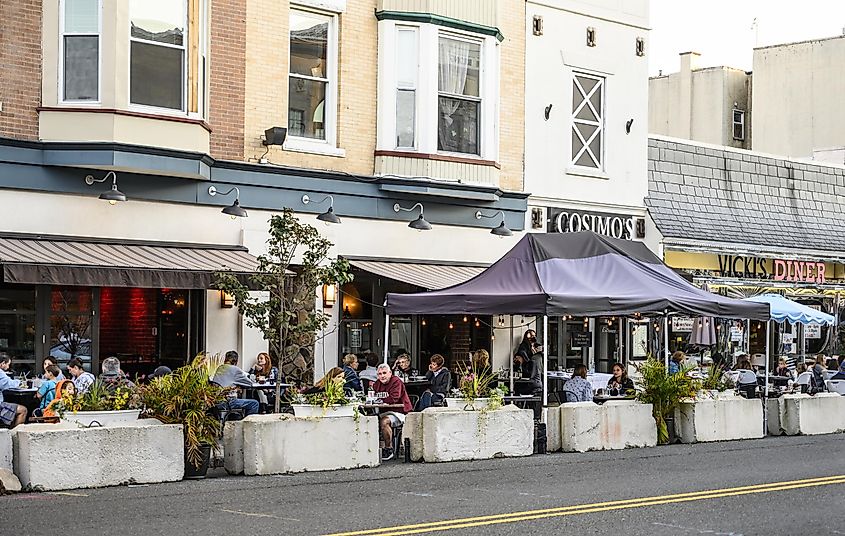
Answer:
763;319;770;436
663;315;669;367
509;316;514;395
383;313;390;364
619;317;624;366
542;315;549;412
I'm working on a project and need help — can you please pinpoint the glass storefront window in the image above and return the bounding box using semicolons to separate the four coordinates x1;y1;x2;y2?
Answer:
341;321;372;356
0;287;37;376
50;287;94;370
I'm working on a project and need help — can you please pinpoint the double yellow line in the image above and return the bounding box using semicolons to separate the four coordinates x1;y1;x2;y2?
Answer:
324;474;845;536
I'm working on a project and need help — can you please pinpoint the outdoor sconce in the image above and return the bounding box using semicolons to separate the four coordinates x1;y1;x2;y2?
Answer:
263;126;287;146
475;210;513;237
85;171;127;204
393;202;432;231
208;185;248;218
220;290;235;308
302;194;341;224
322;284;337;308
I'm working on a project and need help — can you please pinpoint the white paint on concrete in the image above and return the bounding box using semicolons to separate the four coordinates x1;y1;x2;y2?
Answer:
231;414;380;475
223;420;245;475
415;405;534;463
558;400;656;452
543;406;562;453
674;396;764;443
0;429;11;472
767;393;845;436
12;421;184;491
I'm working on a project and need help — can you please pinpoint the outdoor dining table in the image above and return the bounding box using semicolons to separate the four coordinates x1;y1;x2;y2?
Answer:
403;379;431;398
358;403;406;416
3;388;39;415
236;382;291;400
502;395;541;410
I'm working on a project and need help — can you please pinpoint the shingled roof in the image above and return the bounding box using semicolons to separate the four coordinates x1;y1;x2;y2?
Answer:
646;137;845;253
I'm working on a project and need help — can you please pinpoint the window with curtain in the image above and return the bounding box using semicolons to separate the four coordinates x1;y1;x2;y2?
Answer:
289;9;332;141
437;36;481;155
571;72;604;169
129;0;189;111
62;0;100;102
395;27;418;148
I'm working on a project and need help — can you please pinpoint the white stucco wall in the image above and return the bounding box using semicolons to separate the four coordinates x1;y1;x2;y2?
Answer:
752;36;845;158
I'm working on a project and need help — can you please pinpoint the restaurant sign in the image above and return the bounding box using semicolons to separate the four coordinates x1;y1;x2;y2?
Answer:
715;255;827;284
546;208;644;240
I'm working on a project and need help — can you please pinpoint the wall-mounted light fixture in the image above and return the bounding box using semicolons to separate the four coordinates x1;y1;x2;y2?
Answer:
587;27;597;47
220;290;235;308
635;37;645;57
475;210;513;237
544;104;553;121
263;126;287;146
208;185;248;218
393;202;432;231
626;118;634;134
85;171;126;205
302;194;341;224
322;283;337;308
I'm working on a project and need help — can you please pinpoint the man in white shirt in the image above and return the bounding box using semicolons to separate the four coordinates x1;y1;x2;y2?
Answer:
0;355;27;427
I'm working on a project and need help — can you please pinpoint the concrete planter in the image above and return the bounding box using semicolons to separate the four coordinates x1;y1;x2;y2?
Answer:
224;413;379;475
767;393;845;436
444;397;492;411
404;405;533;463
291;404;357;418
674;396;763;443
12;421;184;491
0;429;11;472
60;409;141;427
556;400;657;452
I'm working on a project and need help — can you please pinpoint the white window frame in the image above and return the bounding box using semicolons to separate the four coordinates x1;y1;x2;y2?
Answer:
570;71;605;171
285;7;343;157
375;20;499;162
733;108;745;141
436;32;484;158
394;26;419;150
59;0;102;104
127;0;191;115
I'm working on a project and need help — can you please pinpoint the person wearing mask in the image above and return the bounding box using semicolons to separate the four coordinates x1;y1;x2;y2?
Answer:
212;350;259;416
0;355;27;428
42;356;66;382
514;350;543;419
774;357;793;380
34;364;60;418
515;330;538;362
340;353;362;392
67;357;96;394
99;357;135;393
392;354;414;381
563;364;593;403
606;362;634;395
372;364;412;461
668;351;686;375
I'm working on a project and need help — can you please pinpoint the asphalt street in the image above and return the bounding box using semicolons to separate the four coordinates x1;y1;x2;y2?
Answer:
3;433;845;536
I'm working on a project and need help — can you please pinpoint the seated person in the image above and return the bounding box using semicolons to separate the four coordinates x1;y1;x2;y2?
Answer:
302;367;344;395
562;364;593;403
358;351;379;383
372;364;412;461
472;349;490;372
67;357;96;394
735;359;757;398
212;350;259;417
668;351;685;375
98;357;136;393
0;355;28;428
341;353;362;392
606;362;634;395
44;379;76;418
831;362;845;381
33;364;60;418
392;354;414;381
247;352;279;412
416;354;451;410
42;356;66;382
774;357;793;380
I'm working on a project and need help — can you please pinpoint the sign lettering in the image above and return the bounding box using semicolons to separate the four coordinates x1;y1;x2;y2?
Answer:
715;255;825;284
548;208;638;240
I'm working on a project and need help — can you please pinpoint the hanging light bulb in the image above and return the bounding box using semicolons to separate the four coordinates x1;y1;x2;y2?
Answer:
421;318;427;326
448;322;454;329
475;319;480;327
491;333;495;340
463;315;468;323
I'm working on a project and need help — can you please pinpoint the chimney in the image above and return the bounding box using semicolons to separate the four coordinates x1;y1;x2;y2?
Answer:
678;51;700;138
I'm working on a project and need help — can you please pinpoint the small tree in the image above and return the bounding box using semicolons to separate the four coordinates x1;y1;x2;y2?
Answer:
635;355;699;444
216;209;353;412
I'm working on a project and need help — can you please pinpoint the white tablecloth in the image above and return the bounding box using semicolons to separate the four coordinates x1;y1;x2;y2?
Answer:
547;372;613;392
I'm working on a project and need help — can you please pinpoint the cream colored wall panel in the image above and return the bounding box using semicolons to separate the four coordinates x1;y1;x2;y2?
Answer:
378;0;499;28
375;155;498;185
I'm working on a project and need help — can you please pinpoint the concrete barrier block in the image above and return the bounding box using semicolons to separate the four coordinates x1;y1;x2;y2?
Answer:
769;394;845;436
241;414;379;475
601;401;657;449
420;405;534;462
544;407;561;453
403;412;424;462
0;429;11;472
560;402;602;452
13;421;184;491
675;397;763;443
223;420;245;475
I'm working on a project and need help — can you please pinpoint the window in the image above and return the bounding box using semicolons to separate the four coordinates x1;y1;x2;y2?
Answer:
438;36;482;155
129;0;206;114
61;0;100;102
395;27;418;148
288;9;334;142
571;73;604;169
733;109;745;141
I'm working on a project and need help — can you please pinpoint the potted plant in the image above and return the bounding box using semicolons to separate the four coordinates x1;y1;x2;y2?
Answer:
55;381;142;427
446;364;506;411
291;376;357;418
139;354;229;479
698;363;735;398
635;355;699;445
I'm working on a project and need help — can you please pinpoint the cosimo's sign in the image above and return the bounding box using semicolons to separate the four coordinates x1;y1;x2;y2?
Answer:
716;255;827;284
546;208;642;240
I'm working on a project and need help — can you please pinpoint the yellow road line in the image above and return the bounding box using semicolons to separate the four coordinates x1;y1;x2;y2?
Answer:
324;475;845;536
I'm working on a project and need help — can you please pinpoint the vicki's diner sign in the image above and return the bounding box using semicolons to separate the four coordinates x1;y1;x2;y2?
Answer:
716;255;826;284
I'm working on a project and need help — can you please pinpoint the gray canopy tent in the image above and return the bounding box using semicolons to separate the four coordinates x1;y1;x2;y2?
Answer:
385;231;770;406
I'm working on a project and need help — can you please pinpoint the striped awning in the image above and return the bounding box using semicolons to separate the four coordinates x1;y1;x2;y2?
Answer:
348;258;486;290
0;235;258;289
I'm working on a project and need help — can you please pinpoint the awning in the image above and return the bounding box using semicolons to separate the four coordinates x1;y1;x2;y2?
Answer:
0;235;258;289
347;258;486;290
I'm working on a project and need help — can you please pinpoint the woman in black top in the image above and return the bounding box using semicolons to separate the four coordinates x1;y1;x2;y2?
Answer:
606;362;634;395
515;330;538;362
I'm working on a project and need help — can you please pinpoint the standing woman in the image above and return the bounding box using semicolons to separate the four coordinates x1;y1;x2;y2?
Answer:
515;330;538;362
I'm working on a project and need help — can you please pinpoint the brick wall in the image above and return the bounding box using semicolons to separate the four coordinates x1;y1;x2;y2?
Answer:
498;0;526;192
209;0;247;160
99;287;158;359
0;0;42;140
